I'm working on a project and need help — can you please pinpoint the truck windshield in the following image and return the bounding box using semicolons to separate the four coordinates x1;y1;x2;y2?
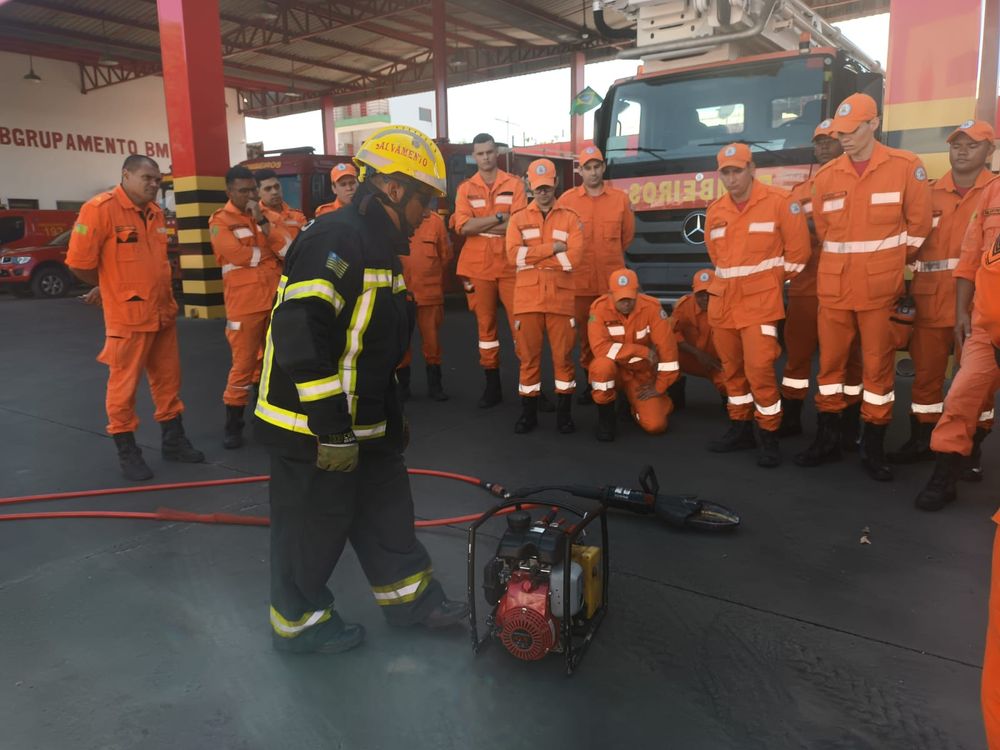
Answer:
605;56;827;168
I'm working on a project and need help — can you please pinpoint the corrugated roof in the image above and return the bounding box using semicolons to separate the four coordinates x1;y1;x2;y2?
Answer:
0;0;889;117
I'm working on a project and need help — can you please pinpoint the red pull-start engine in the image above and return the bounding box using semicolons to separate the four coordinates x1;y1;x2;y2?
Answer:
495;571;557;661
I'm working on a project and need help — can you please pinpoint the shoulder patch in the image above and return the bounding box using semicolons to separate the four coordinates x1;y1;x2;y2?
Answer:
73;223;88;235
588;314;596;323
790;201;801;215
210;225;220;237
325;251;349;278
915;166;927;181
660;308;668;319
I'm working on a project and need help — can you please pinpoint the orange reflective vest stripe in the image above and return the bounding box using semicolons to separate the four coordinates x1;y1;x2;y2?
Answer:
66;185;176;333
705;180;811;329
556;183;635;295
811;142;933;311
455;170;526;280
505;201;583;316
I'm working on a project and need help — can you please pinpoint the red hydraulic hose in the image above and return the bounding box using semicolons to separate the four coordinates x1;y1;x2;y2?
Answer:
0;469;527;528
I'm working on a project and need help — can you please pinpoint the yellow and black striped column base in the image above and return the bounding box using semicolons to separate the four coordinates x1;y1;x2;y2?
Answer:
174;175;227;319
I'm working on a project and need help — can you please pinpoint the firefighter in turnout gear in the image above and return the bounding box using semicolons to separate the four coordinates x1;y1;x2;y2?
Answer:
705;143;811;468
795;93;933;481
588;268;681;441
255;126;469;654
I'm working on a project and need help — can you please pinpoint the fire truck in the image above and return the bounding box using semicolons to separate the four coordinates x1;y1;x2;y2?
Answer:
592;0;886;305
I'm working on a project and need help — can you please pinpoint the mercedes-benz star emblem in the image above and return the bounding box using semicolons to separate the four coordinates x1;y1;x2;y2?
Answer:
682;212;706;245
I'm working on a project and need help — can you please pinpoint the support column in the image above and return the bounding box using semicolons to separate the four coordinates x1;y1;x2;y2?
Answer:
321;95;337;154
158;0;229;319
570;51;585;157
431;0;449;141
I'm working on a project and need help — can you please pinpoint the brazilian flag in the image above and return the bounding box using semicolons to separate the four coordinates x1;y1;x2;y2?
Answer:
570;86;603;116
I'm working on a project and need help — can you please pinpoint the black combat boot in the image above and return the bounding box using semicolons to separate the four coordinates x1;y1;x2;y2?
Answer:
396;366;412;402
478;368;502;408
160;415;205;463
841;402;861;452
537;391;556;412
794;412;843;466
272;611;366;654
223;404;244;450
514;396;538;434
755;424;781;468
556;394;575;434
777;398;803;438
958;427;989;482
666;376;687;412
426;364;448;402
112;432;153;482
914;452;962;511
576;384;594;405
887;414;935;464
596;402;617;442
419;598;471;629
708;420;755;453
859;421;892;482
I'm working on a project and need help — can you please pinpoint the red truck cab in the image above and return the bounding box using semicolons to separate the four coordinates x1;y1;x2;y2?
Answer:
0;210;77;298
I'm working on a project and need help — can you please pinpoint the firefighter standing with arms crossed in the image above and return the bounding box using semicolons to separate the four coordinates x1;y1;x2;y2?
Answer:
888;121;996;463
705;143;811;468
588;268;681;441
210;165;289;449
556;144;635;403
455;133;527;408
780;120;864;441
505;159;583;434
795;93;932;481
255;126;468;654
67;155;204;481
314;162;359;216
396;206;453;402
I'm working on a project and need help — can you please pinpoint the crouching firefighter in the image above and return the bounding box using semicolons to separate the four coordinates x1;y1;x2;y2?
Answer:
254;126;469;654
588;268;681;441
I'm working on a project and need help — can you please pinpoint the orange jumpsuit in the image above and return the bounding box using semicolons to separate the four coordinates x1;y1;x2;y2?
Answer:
505;201;583;396
455;170;527;367
671;293;725;393
588;293;681;433
209;201;286;407
66;185;183;434
909;170;994;422
399;211;453;367
263;202;307;250
706;181;811;431
314;199;344;217
781;179;864;402
931;177;1000;456
556;183;635;368
811;142;933;424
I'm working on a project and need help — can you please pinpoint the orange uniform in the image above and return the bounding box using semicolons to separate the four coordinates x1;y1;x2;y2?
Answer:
908;170;994;421
672;291;725;393
505;200;583;396
209;201;287;407
455;169;527;368
706;180;811;431
314;199;344;217
811;141;933;424
399;211;452;367
263;202;307;250
782;178;864;404
588;290;680;433
66;185;183;434
556;181;635;367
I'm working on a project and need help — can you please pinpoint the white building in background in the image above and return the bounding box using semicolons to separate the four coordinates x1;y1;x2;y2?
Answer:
0;52;247;210
331;92;436;155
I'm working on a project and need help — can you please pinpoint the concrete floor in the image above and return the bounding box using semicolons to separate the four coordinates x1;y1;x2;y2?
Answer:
0;292;993;750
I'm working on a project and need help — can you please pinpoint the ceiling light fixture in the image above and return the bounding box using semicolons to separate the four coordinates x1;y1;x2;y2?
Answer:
23;55;41;83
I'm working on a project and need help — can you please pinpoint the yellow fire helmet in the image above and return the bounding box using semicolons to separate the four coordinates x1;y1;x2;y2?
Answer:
353;125;447;198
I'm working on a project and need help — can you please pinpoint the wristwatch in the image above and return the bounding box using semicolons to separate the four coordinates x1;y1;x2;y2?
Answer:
256;216;270;226
495;212;505;223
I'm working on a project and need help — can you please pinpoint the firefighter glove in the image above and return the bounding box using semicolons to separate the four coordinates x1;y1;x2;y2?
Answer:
317;432;359;472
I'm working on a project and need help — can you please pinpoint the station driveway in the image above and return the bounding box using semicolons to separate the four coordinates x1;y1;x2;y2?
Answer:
0;293;994;750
